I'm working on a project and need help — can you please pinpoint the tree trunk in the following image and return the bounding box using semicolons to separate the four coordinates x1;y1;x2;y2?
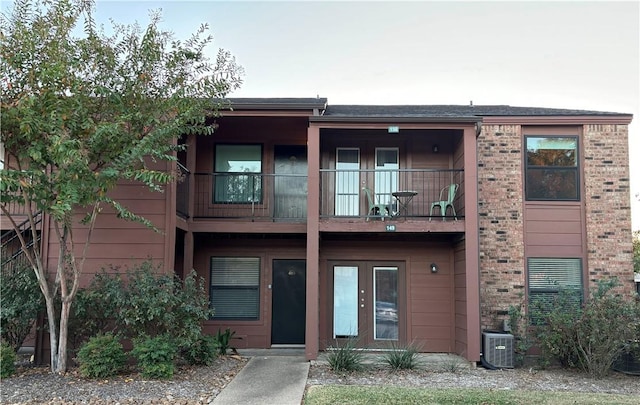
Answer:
56;299;72;373
43;294;59;373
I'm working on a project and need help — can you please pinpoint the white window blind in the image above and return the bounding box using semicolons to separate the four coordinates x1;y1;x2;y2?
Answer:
528;258;582;322
210;257;260;320
528;258;582;291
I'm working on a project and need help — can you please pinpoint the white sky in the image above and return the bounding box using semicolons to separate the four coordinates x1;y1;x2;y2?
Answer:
4;0;640;229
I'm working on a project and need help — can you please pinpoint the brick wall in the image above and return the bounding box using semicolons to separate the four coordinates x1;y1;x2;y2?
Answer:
477;123;635;331
583;124;634;293
477;125;526;330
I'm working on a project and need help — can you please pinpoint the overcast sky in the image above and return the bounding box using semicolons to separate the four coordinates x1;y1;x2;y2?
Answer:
5;0;639;229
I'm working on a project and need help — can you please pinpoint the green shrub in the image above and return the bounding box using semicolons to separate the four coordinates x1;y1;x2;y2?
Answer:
1;342;17;378
0;260;44;351
534;278;640;378
213;328;236;355
507;301;533;367
89;263;212;347
67;276;121;351
181;334;218;366
380;341;421;370
132;335;177;379
326;338;364;372
76;334;127;379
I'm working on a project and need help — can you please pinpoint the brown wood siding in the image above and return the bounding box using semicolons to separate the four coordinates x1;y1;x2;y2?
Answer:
453;240;467;355
45;181;169;287
193;236;306;349
524;203;584;257
319;239;454;353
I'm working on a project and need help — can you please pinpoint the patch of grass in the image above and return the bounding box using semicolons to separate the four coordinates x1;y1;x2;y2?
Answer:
304;386;639;405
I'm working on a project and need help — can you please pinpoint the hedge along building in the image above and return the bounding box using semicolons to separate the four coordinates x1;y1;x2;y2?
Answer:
2;98;634;364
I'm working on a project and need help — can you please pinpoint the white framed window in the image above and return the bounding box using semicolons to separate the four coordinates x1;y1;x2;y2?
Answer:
214;144;262;203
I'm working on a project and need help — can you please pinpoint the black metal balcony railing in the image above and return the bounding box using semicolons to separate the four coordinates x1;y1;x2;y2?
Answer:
176;169;464;221
320;169;464;219
193;173;308;220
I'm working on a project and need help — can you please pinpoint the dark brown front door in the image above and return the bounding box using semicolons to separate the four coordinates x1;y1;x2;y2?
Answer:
271;259;306;345
329;261;405;347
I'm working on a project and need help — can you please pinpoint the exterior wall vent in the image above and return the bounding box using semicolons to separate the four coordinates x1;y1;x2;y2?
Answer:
482;331;514;369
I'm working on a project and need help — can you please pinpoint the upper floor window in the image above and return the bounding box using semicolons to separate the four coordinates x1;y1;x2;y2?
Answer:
214;144;262;203
525;137;579;201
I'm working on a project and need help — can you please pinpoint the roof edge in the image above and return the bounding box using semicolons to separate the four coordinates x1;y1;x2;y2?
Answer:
309;116;482;124
482;115;633;125
216;98;328;111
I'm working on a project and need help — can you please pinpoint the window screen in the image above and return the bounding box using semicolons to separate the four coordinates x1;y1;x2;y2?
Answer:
527;258;582;322
210;257;260;320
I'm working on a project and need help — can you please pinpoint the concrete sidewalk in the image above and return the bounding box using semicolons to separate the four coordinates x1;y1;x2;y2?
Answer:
213;353;309;405
212;349;469;404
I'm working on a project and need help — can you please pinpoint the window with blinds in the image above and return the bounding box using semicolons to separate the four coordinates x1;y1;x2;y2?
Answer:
527;258;583;322
210;257;260;320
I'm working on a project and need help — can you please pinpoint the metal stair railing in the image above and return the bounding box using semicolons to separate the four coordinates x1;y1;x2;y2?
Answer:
1;211;42;274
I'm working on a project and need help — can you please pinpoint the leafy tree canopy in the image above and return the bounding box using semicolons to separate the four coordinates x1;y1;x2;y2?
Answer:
0;0;242;373
1;0;242;224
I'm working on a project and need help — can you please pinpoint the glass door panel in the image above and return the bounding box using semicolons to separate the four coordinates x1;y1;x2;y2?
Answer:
373;266;398;340
375;148;398;210
333;266;359;338
335;148;360;216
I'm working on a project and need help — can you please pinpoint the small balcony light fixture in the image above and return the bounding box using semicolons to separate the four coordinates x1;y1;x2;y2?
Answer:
430;263;438;273
432;144;439;153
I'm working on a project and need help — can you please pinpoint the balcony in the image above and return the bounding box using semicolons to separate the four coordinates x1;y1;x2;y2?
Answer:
177;169;464;224
192;173;308;220
319;169;465;220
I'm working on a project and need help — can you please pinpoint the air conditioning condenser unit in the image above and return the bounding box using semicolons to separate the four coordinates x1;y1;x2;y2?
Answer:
482;331;514;369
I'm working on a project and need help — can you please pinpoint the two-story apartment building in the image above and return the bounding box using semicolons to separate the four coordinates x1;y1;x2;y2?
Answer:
2;98;634;364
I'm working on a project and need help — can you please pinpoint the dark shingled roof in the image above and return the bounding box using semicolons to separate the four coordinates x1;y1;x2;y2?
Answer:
323;104;630;118
217;98;631;118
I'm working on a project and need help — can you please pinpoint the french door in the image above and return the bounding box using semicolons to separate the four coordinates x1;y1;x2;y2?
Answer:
330;261;404;346
374;148;399;209
335;148;360;216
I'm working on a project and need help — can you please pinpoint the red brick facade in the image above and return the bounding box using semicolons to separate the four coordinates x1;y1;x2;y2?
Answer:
583;124;634;290
477;123;634;330
477;125;525;329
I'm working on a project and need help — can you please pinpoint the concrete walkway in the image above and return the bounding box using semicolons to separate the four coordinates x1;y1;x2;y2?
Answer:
213;350;309;405
212;348;470;405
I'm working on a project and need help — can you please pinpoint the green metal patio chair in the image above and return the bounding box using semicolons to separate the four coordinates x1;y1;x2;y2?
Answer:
362;187;390;221
429;183;459;221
